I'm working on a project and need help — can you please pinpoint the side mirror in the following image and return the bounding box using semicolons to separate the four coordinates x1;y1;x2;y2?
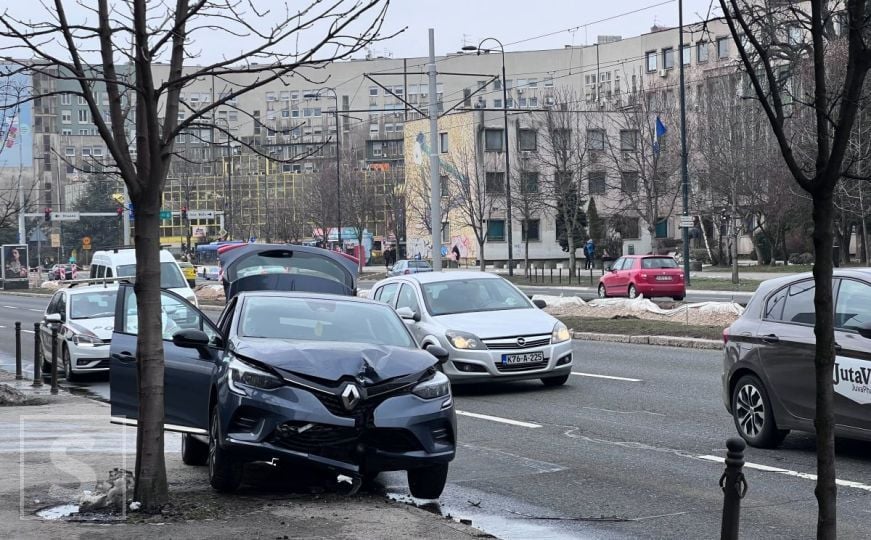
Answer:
44;313;62;324
172;328;210;350
396;306;421;322
426;345;449;364
532;299;547;309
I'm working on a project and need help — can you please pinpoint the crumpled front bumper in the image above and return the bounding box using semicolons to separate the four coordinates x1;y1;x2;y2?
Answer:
216;382;456;476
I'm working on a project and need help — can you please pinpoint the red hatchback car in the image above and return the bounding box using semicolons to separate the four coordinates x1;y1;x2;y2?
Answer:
598;255;686;301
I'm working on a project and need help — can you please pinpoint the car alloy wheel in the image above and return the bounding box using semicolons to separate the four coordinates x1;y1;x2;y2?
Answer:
628;284;638;299
732;375;788;448
208;407;243;492
598;284;607;298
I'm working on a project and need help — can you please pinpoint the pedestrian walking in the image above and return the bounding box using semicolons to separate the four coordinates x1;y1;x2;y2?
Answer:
452;245;461;268
584;239;595;270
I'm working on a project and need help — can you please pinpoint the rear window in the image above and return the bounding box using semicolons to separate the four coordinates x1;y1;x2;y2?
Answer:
642;257;678;269
117;262;187;289
226;249;351;288
781;281;816;325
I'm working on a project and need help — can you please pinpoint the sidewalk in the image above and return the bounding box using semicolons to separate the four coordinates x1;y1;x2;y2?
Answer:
0;373;489;539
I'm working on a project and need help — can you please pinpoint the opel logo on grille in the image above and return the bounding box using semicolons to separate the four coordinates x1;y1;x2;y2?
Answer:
516;337;526;347
341;383;362;411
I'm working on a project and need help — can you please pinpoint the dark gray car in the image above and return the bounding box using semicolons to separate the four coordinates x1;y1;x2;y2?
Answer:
109;245;456;497
722;269;871;448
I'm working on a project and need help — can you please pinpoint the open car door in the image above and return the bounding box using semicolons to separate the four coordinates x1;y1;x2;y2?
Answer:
219;244;358;300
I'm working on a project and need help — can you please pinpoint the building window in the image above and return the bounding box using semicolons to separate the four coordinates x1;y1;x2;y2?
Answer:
61;110;72;124
519;129;537;151
682;45;691;65
493;98;502;108
697;41;709;63
61;129;72;135
485;172;505;193
520;171;539;193
588;171;606;195
441;222;451;244
78;109;89;123
615;216;640;239
66;164;75;174
587;129;605;151
266;91;276;101
521;219;540;241
92;147;103;156
440;175;450;197
484;129;504;152
369;86;379;97
77;96;86;105
646;51;657;72
663;47;674;69
64;147;75;156
81;147;91;156
621;171;639;192
717;37;730;59
486;219;505;241
60;94;71;105
439;132;448;153
620;130;638;151
280;91;290;101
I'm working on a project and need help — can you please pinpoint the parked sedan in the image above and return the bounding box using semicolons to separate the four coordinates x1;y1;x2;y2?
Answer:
370;271;574;385
109;244;456;497
722;269;871;448
598;255;685;301
178;261;197;288
40;284;117;380
388;260;433;277
200;265;221;280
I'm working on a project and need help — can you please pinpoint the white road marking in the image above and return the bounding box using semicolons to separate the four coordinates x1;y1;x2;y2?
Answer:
28;309;43;313
21;330;34;334
456;410;542;428
572;371;642;382
3;305;18;309
697;455;871;492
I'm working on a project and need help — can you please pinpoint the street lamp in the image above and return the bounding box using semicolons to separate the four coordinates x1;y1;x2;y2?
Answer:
462;38;514;276
304;89;342;248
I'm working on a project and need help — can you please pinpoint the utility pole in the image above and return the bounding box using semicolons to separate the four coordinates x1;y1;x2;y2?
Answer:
122;182;131;245
678;0;691;285
428;28;442;271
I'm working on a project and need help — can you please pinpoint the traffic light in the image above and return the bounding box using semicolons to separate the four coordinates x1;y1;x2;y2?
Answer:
116;207;123;220
181;206;188;220
44;208;51;222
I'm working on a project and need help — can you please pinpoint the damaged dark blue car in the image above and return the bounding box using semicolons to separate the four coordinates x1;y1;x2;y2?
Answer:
109;244;456;498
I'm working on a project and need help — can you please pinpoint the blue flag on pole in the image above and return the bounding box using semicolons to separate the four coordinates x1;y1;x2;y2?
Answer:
655;116;667;138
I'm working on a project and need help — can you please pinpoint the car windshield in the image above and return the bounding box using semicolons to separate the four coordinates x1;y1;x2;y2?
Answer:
641;257;678;269
116;262;187;289
239;296;415;347
70;291;116;319
422;278;532;316
409;261;431;269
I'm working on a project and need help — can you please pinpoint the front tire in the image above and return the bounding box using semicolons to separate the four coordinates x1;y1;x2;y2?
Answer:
63;347;76;382
541;373;570;387
181;434;209;466
208;407;243;491
732;375;788;448
673;296;684;301
407;463;448;499
628;284;638;299
598;284;607;298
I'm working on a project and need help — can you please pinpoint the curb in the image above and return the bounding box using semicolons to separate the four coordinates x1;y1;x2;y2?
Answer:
572;331;721;350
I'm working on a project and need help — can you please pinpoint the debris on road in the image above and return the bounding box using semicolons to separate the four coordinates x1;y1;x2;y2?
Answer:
78;469;134;513
538;295;743;327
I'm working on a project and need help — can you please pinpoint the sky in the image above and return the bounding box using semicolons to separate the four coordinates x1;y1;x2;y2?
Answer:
0;1;720;63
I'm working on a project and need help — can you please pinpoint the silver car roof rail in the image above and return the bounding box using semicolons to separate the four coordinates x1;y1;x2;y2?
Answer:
62;277;135;289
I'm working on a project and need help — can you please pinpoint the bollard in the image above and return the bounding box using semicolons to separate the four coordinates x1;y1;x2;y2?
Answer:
50;327;59;395
559;268;562;284
15;322;22;380
720;437;747;540
31;323;42;387
589;266;594;286
550;268;553;284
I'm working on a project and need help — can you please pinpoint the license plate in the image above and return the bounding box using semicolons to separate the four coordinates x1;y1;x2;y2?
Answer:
655;275;672;281
502;351;544;365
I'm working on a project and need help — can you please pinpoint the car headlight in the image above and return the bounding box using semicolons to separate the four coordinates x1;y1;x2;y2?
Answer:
551;321;571;344
72;333;102;346
445;330;487;350
412;371;451;399
228;355;283;393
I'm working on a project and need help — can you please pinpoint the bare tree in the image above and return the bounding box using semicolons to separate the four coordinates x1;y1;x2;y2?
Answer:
510;156;546;275
535;90;589;275
720;1;871;535
0;0;393;510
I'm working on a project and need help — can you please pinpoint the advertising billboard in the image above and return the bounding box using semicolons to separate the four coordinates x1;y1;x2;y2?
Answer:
2;244;29;281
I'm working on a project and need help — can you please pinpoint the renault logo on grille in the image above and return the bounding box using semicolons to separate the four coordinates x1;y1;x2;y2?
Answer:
341;383;362;411
516;337;526;347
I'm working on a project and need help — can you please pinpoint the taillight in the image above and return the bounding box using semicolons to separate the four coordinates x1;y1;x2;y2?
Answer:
722;327;730;344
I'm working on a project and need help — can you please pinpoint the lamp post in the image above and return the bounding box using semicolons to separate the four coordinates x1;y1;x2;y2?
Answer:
305;89;342;248
463;38;514;275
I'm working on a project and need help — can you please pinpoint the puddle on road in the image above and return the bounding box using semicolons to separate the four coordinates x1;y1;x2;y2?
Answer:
388;492;590;540
36;504;79;520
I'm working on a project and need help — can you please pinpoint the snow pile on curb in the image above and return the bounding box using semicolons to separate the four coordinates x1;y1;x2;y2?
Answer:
538;294;743;327
195;283;225;302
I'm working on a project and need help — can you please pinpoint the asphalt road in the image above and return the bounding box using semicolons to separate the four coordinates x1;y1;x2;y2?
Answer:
1;292;869;538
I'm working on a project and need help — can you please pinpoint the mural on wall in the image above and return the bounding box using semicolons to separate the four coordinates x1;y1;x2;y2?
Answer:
0;67;33;168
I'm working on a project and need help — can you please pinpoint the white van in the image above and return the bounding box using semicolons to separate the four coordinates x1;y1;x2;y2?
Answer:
89;247;198;306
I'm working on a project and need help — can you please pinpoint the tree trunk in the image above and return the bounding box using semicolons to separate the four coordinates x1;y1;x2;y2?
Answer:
811;190;837;540
731;231;739;284
567;229;576;275
133;193;168;511
524;237;530;278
